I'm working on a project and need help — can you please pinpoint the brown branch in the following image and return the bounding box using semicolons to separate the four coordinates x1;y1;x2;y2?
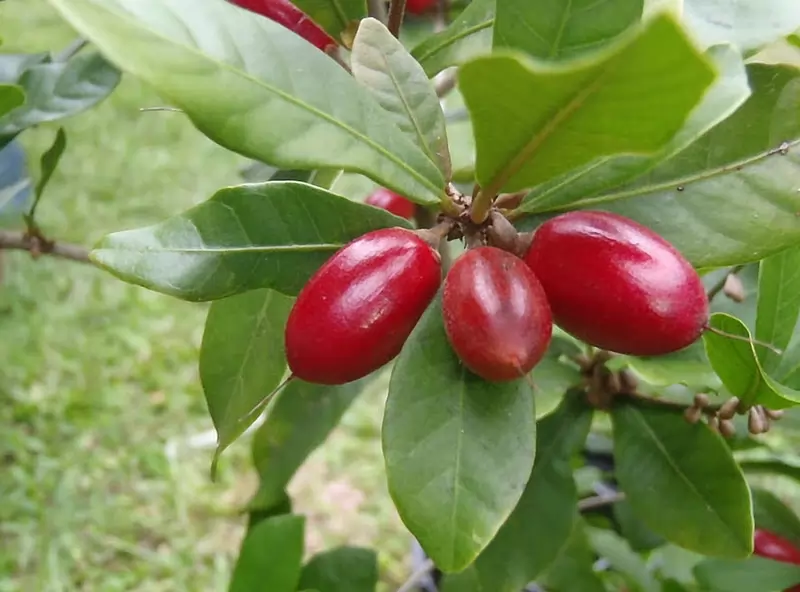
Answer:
0;230;91;263
577;491;626;511
434;69;457;98
387;0;407;37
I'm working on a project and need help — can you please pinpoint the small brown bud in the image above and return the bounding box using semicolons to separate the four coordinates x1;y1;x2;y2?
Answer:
684;406;702;424
718;397;740;421
749;407;767;434
719;419;737;438
604;371;621;394
707;415;720;432
515;231;534;258
764;408;785;421
494;192;525;210
694;393;710;409
723;273;746;303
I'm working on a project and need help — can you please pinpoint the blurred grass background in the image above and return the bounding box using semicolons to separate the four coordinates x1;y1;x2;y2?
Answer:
0;1;409;590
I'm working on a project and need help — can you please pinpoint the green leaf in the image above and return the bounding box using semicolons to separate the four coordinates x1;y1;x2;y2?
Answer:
494;0;643;59
229;514;305;592
683;0;800;54
199;289;293;467
411;0;494;77
694;556;800;592
741;457;800;487
47;0;445;204
33;127;66;205
541;520;606;592
0;84;23;119
382;294;536;572
351;18;451;178
90;181;412;301
298;547;377;592
290;0;366;42
757;246;800;373
532;355;583;419
612;500;665;552
459;14;715;198
250;378;365;510
751;487;800;545
621;340;720;390
611;402;753;558
703;313;800;409
586;527;659;592
474;392;592;592
440;566;483;592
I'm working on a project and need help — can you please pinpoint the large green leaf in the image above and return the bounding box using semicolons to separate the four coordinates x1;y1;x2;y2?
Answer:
46;0;445;204
229;514;305;592
694;556;800;592
298;547;377;592
757;246;800;373
199;289;293;467
540;520;606;592
411;0;495;77
351;18;450;177
290;0;366;42
382;295;536;572
0;84;23;119
90;181;412;301
493;0;643;59
586;527;659;592
250;378;365;510
474;392;592;592
611;402;753;558
621;340;720;390
458;14;714;198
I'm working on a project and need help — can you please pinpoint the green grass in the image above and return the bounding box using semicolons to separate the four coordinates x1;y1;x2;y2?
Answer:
0;2;409;590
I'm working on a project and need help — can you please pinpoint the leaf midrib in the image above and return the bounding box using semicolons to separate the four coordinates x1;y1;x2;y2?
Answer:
413;19;495;62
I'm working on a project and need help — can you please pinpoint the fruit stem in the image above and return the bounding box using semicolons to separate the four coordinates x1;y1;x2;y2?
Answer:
387;0;407;37
703;325;783;355
706;264;746;302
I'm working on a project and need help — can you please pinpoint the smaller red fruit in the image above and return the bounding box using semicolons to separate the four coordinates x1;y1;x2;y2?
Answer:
754;529;800;565
443;247;552;382
365;188;416;220
406;0;437;14
230;0;337;51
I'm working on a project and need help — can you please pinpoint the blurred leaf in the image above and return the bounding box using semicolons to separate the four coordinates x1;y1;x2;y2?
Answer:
741;457;800;487
91;181;412;301
751;487;800;546
31;126;66;216
298;547;377;592
586;527;659;592
694;556;800;592
412;0;494;77
250;378;365;510
494;0;642;59
351;18;450;177
440;566;483;592
532;356;583;419
247;492;292;530
541;520;606;592
612;402;753;557
0;138;31;218
0;84;23;118
474;392;593;592
459;14;715;197
757;246;800;373
289;0;366;42
199;289;293;467
622;340;720;390
612;500;665;552
383;294;536;572
47;0;445;204
651;544;705;587
0;53;49;82
229;514;305;592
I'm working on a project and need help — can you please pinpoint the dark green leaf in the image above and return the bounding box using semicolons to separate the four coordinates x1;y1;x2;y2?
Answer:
250;378;365;510
33;127;66;203
612;500;665;552
611;402;753;557
531;356;583;419
229;514;305;592
351;18;450;177
474;392;592;592
91;181;412;301
586;527;659;592
440;566;483;592
298;547;377;592
200;289;293;466
247;492;292;530
411;0;494;77
383;294;536;572
290;0;366;42
757;246;800;373
751;487;800;545
494;0;642;59
459;14;715;197
0;84;23;118
541;520;606;592
694;556;800;592
47;0;445;204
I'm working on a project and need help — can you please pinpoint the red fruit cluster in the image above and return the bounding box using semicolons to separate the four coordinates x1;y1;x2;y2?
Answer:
753;529;800;592
406;0;438;15
365;188;416;219
229;0;337;51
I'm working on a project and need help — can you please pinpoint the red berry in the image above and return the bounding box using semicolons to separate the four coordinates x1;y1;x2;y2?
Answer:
406;0;437;14
524;211;708;356
443;247;552;382
754;529;800;565
230;0;337;51
365;188;416;220
286;228;441;385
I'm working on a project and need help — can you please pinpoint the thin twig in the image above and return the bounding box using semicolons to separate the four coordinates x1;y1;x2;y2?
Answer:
387;0;407;37
707;264;745;302
0;230;91;263
397;558;435;592
434;69;457;98
367;0;388;22
577;491;626;511
54;38;88;62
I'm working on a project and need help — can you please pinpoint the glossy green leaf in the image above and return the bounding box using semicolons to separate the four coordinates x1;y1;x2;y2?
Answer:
541;520;606;592
199;289;293;466
474;392;592;592
298;547;377;592
494;0;642;59
411;0;494;77
751;487;800;545
290;0;366;42
694;556;800;592
46;0;445;204
611;402;753;558
0;84;23;119
757;246;800;373
586;527;659;592
621;340;720;390
459;14;715;198
351;18;450;177
250;378;365;510
383;295;536;572
91;181;412;301
229;514;305;592
33;127;66;205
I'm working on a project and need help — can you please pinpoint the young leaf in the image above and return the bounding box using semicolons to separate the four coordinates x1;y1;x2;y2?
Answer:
459;14;715;198
200;289;293;466
474;392;593;592
0;139;32;219
46;0;445;204
298;547;378;592
757;246;800;373
411;0;495;77
383;294;536;573
250;378;366;510
540;520;606;592
611;402;753;558
28;127;67;223
289;0;366;42
229;514;305;592
694;556;800;592
351;18;451;178
586;527;659;592
494;0;643;59
91;181;412;301
0;84;23;119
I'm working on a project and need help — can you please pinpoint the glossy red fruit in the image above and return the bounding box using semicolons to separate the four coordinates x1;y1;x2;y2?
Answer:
524;211;708;356
365;188;416;220
443;247;552;382
406;0;437;14
286;228;441;385
230;0;337;51
754;529;800;565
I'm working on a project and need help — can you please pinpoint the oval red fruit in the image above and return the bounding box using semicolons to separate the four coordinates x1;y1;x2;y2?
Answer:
286;228;441;385
443;247;552;382
365;188;416;220
406;0;437;14
754;529;800;565
230;0;337;51
524;211;708;356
